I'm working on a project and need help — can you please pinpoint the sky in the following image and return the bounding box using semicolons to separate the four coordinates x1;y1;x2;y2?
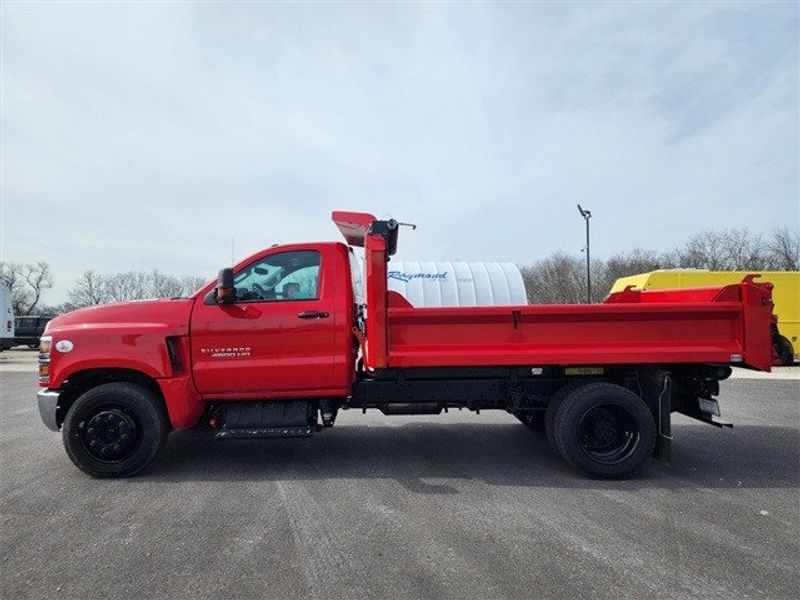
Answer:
1;1;798;304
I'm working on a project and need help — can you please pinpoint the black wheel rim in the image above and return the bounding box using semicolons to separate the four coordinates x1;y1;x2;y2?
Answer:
578;404;640;465
80;405;141;462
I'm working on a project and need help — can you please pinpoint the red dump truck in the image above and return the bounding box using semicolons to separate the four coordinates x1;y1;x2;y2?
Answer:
37;212;775;479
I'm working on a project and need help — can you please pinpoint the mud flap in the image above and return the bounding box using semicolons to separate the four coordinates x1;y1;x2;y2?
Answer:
638;369;672;463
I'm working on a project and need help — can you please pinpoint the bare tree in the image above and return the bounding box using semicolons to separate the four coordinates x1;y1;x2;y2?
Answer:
604;249;667;280
0;262;29;313
595;248;674;296
0;261;54;315
66;269;208;309
150;271;184;298
67;271;110;307
105;271;151;302
676;230;729;269
676;228;770;270
150;272;207;297
765;228;800;270
521;252;587;304
178;275;209;296
720;228;766;270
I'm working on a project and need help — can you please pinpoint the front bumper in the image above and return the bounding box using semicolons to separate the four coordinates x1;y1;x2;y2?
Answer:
37;388;60;431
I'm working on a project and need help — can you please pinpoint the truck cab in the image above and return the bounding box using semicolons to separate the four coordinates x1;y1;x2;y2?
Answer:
189;242;355;399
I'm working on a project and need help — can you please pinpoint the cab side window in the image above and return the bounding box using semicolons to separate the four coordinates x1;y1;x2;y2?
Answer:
234;250;321;302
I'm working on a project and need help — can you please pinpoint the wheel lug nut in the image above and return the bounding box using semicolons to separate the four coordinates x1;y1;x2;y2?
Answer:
87;428;95;435
120;434;129;441
89;440;98;448
113;444;120;452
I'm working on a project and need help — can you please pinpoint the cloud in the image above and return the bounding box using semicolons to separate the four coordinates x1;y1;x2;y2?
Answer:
1;1;796;303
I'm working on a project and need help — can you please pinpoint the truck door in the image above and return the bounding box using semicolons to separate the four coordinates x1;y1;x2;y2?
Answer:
190;248;337;397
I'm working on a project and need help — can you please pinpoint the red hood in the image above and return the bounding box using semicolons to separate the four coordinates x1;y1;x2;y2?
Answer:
46;298;194;337
42;297;197;389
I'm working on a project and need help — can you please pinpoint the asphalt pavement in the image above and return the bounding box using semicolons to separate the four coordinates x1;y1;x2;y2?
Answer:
1;350;798;599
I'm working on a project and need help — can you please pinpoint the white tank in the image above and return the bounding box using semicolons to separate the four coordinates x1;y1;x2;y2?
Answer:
386;262;527;307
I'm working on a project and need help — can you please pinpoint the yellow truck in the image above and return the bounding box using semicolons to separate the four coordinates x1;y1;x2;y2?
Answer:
611;270;799;365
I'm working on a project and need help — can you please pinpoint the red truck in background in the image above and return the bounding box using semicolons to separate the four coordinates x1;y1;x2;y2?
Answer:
37;211;776;479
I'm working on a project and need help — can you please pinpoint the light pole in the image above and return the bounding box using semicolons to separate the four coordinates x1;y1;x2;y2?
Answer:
577;204;592;303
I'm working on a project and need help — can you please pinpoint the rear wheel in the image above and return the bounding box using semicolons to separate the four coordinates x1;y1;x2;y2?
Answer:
551;382;655;479
545;381;585;451
62;382;169;478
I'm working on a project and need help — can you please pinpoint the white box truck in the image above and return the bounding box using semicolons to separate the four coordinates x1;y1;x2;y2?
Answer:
1;284;15;351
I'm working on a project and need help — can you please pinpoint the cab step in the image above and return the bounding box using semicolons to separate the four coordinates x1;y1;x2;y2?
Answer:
215;426;314;440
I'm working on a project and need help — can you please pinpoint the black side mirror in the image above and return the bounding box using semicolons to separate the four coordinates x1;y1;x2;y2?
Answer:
215;268;235;304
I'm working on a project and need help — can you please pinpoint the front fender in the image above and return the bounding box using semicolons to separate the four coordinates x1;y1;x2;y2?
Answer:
48;325;176;388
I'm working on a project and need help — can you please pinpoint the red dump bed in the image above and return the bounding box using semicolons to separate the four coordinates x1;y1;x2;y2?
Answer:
332;211;775;373
386;283;773;371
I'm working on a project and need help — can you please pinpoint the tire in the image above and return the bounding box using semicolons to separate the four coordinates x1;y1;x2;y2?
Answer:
62;382;169;478
551;382;656;479
544;381;586;451
515;411;545;431
776;336;794;366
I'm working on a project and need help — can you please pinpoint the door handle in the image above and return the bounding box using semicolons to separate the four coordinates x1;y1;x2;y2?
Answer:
297;310;329;319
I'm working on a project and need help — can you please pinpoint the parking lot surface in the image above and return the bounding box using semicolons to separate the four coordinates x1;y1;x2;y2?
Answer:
1;350;798;600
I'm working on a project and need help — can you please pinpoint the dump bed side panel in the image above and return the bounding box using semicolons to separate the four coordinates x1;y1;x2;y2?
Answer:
384;282;774;371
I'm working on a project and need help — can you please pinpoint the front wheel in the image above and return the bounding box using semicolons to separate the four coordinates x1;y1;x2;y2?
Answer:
62;382;169;478
550;382;656;479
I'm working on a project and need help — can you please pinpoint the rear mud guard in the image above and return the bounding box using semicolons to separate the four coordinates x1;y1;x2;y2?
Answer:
638;369;673;463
